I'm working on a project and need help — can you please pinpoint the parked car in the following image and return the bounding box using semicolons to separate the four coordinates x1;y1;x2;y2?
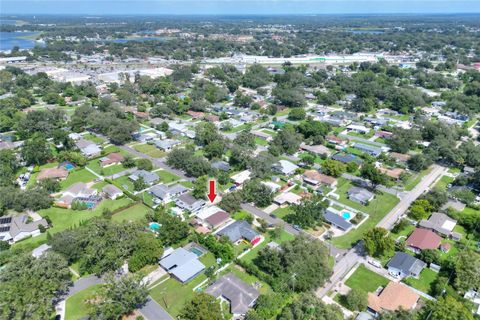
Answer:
367;258;382;268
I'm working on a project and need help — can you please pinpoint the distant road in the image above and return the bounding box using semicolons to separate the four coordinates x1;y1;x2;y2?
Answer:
315;164;447;298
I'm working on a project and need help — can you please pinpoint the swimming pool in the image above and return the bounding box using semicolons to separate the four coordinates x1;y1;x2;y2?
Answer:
149;222;161;231
85;202;96;209
189;247;204;257
342;211;351;219
64;163;75;170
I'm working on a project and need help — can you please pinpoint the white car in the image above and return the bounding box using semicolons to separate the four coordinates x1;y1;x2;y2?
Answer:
367;258;382;268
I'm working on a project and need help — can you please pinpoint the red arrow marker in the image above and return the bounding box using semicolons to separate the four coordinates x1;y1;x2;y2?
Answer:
207;180;217;203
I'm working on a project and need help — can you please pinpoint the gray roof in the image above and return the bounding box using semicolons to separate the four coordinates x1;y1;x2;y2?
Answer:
102;184;123;197
348;186;374;203
387;252;426;276
205;273;260;315
216;220;258;243
419;212;457;236
154;139;180;150
129;170;159;184
324;210;352;231
32;244;51;258
211;160;230;172
159;247;205;283
150;183;187;200
332;153;363;164
353;143;382;156
0;215;48;240
176;193;205;211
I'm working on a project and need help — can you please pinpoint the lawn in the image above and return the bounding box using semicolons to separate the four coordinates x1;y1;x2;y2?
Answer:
82;133;105;144
240;230;294;263
112;203;152;222
13;198;133;251
403;167;432;191
433;175;454;191
271;206;292;219
345;264;389;293
149;253;217;317
60;168;97;189
65;284;102;320
403;268;438;294
254;137;269;146
86;159;126;177
232;210;252;221
331;178;400;248
156;170;181;183
134;143;166;158
112;175;135;192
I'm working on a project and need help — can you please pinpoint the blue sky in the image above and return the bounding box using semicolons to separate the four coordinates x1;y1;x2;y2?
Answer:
2;0;480;15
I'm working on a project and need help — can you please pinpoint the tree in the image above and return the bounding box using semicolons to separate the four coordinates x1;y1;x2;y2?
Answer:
297;119;330;144
454;250;480;293
89;273;149;320
288;108;306;120
424;296;474;320
219;191;242;213
135;158;153;171
278;293;343;320
0;252;71;319
21;133;52;165
284;195;329;229
378;309;415;320
179;293;223;320
193;175;208;199
204;140;225;160
419;249;440;265
408;154;432;172
155;209;189;246
133;176;147;191
39;178;60;193
408;199;433;220
128;233;164;273
321;159;346;177
363;227;394;257
343;288;368;311
360;162;388;188
122;154;136;168
243;179;273;207
270;124;302;155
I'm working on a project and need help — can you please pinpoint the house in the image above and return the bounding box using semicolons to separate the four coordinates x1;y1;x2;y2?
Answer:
353;143;382;157
56;182;98;208
37;167;69;181
32;244;51;258
231;170;251;185
261;181;281;193
375;130;393;139
379;167;405;180
102;184;123;200
205;211;231;230
347;186;374;205
0;215;48;243
390;152;411;163
368;282;419;314
324;208;352;231
252;130;272;142
464;290;480;315
216;220;260;244
211;160;230;172
187;110;205;119
129;170;159;186
149;183;188;204
274;192;302;206
419;212;457;237
346;124;370;134
176;193;206;213
326;135;347;146
387;252;426;278
406;228;442;253
99;152;124;167
206;273;260;316
76;139;101;157
364;117;389;127
272;160;299;176
332;153;363;165
159;247;206;283
154;139;181;151
300;143;332;156
303;170;337;188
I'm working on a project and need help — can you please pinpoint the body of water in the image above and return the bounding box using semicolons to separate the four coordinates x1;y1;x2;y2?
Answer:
0;20;18;25
0;32;43;51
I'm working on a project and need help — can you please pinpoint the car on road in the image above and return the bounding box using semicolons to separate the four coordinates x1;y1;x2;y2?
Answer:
269;213;277;218
293;224;302;231
367;258;382;268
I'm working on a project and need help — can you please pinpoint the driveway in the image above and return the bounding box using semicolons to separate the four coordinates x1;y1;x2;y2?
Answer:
139;297;174;320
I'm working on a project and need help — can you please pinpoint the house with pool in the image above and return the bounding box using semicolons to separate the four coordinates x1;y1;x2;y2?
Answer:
55;182;101;209
324;207;353;232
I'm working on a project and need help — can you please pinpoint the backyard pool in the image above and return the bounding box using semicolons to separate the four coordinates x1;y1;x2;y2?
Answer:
85;202;96;209
189;247;204;257
149;222;161;231
342;211;352;219
64;163;75;171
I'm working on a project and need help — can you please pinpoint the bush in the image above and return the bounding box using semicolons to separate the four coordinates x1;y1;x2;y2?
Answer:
135;158;153;171
38;224;46;233
342;288;368;311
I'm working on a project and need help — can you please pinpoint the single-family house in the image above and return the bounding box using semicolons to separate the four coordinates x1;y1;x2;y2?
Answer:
367;282;419;314
300;143;332;156
375;130;393;139
149;183;188;204
176;193;206;213
99;152;124;167
353;143;382;157
390;152;411;164
332;153;363;165
303;170;337;188
0;215;48;243
102;184;123;200
37;167;69;181
76;139;101;157
159;247;205;283
154;139;181;151
346;124;370;135
274;192;302;206
347;186;374;205
387;252;426;278
324;208;352;231
272;160;299;176
419;212;457;237
406;228;442;253
261;181;281;193
231;170;251;185
129;170;159;186
204;211;231;230
211;160;230;172
56;182;98;208
326;135;347;146
379;167;405;180
216;220;260;244
206;273;260;316
32;244;51;258
252;130;272;142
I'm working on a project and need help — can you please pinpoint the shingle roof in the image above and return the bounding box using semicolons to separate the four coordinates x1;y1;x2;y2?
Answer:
419;212;457;236
216;220;258;243
205;211;230;228
368;282;419;313
387;252;426;276
324;210;352;231
406;228;442;250
159;248;205;283
205;273;259;315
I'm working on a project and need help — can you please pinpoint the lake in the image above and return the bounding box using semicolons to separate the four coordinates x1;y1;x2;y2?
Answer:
0;32;43;51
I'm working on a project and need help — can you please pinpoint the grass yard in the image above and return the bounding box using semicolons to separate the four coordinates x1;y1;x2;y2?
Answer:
232;210;253;221
403;167;432;191
82;133;105;144
86;159;126;177
13;198;133;251
112;203;152;222
271;206;292;219
433;175;454;191
65;284;102;320
254;137;269;146
240;230;294;263
113;175;135;192
149;253;216;317
60;168;97;189
403;268;438;294
134;143;166;158
156;170;181;183
331;178;400;248
345;264;389;293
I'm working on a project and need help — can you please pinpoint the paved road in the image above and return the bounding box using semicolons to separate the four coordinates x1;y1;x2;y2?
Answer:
66;275;103;297
316;164;447;298
139;297;174;320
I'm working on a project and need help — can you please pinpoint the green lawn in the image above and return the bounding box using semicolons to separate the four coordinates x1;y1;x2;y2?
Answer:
13;198;133;251
433;175;454;191
271;206;292;219
60;168;97;189
86;159;126;177
82;133;105;144
240;230;294;263
403;167;432;191
112;203;152;222
331;178;400;248
232;210;252;221
149;253;217;317
65;284;102;320
156;170;181;183
134;144;166;158
254;137;269;146
112;175;135;192
403;268;438;294
345;264;389;293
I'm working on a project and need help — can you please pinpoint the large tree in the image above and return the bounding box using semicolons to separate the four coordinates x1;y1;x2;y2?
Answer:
454;250;480;293
179;293;223;320
278;293;343;320
363;227;394;257
284;195;329;229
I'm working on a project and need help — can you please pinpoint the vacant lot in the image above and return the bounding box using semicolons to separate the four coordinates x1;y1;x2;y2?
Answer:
134;144;166;158
112;203;152;222
345;264;389;293
65;284;102;320
403;268;437;294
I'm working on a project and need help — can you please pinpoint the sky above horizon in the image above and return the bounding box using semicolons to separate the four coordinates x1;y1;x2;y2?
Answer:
2;0;480;15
